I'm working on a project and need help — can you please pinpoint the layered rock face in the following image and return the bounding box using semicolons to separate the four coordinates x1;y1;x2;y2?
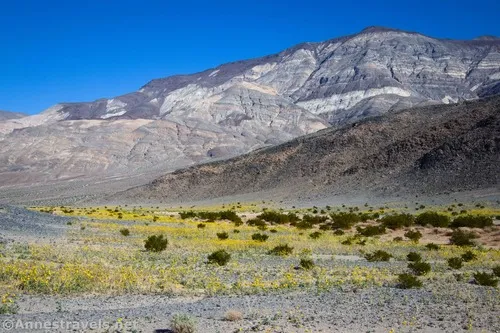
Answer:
0;27;499;186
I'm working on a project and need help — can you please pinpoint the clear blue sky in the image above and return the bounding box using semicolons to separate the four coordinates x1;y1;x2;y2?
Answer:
1;0;499;115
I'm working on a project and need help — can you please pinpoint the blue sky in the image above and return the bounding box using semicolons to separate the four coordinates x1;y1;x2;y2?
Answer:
1;0;499;115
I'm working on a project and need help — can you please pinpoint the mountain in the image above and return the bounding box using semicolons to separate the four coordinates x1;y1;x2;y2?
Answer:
0;26;499;186
117;96;500;203
0;110;26;121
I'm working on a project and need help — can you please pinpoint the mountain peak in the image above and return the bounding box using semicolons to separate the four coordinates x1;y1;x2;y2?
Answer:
359;26;407;34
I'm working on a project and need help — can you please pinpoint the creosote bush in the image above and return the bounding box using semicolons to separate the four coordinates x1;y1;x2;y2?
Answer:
397;273;422;289
330;212;361;229
170;313;197;333
381;214;414;230
251;233;269;242
449;229;478;246
207;249;231;266
404;229;422;243
299;258;315;270
119;228;130;236
407;252;422;262
493;265;500;278
309;231;322;239
461;250;477;262
415;211;450;227
425;243;439;251
197;223;206;229
216;232;229;240
448;257;463;269
356;225;386;237
333;230;345;236
408;261;431;276
451;215;493;229
473;272;498;287
144;234;168;252
364;250;392;262
268;244;293;256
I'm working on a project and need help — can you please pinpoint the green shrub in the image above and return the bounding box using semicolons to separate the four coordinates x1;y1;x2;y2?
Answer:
170;313;197;333
197;223;206;229
425;243;439;251
119;228;130;236
207;250;231;266
179;211;196;219
356;225;386;237
448;257;463;269
216;232;229;240
144;234;168;252
493;265;500;277
461;250;477;262
268;244;293;256
404;229;422;243
381;214;414;230
393;236;404;242
302;214;328;225
473;272;498;287
251;233;269;242
333;229;345;236
397;273;422;289
408;261;431;276
299;258;315;270
451;215;493;229
407;252;422;262
364;250;392;262
247;218;267;228
309;231;322;239
257;211;299;224
449;229;478;246
233;229;240;233
330;212;361;229
415;211;450;227
269;229;278;233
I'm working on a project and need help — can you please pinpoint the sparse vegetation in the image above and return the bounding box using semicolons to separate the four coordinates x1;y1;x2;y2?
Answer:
170;313;197;333
299;258;315;270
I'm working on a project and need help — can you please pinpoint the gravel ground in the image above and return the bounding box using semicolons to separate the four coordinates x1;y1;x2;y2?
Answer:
1;286;498;333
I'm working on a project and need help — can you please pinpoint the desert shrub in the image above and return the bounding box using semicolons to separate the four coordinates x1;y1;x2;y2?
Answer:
408;261;431;276
251;233;269;242
448;257;463;269
449;229;478;246
333;229;345;236
225;310;243;321
473;272;498;287
207;249;231;266
393;236;404;242
309;231;322;239
144;234;168;252
425;243;439;250
461;250;477;262
247;218;267;228
319;224;330;231
381;214;414;229
119;228;130;236
356;225;386;237
170;313;196;333
269;229;278;233
404;229;423;243
299;258;315;270
295;220;314;230
415;211;450;227
450;215;493;229
407;252;422;262
197;223;206;229
364;250;392;262
268;244;293;256
302;214;328;225
179;211;196;219
257;211;298;224
216;232;229;240
397;273;422;289
233;229;240;233
341;238;352;245
492;265;500;277
330;212;361;229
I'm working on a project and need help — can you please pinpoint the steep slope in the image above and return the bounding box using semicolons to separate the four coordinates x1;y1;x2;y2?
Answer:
0;27;499;186
0;110;26;121
119;96;500;202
